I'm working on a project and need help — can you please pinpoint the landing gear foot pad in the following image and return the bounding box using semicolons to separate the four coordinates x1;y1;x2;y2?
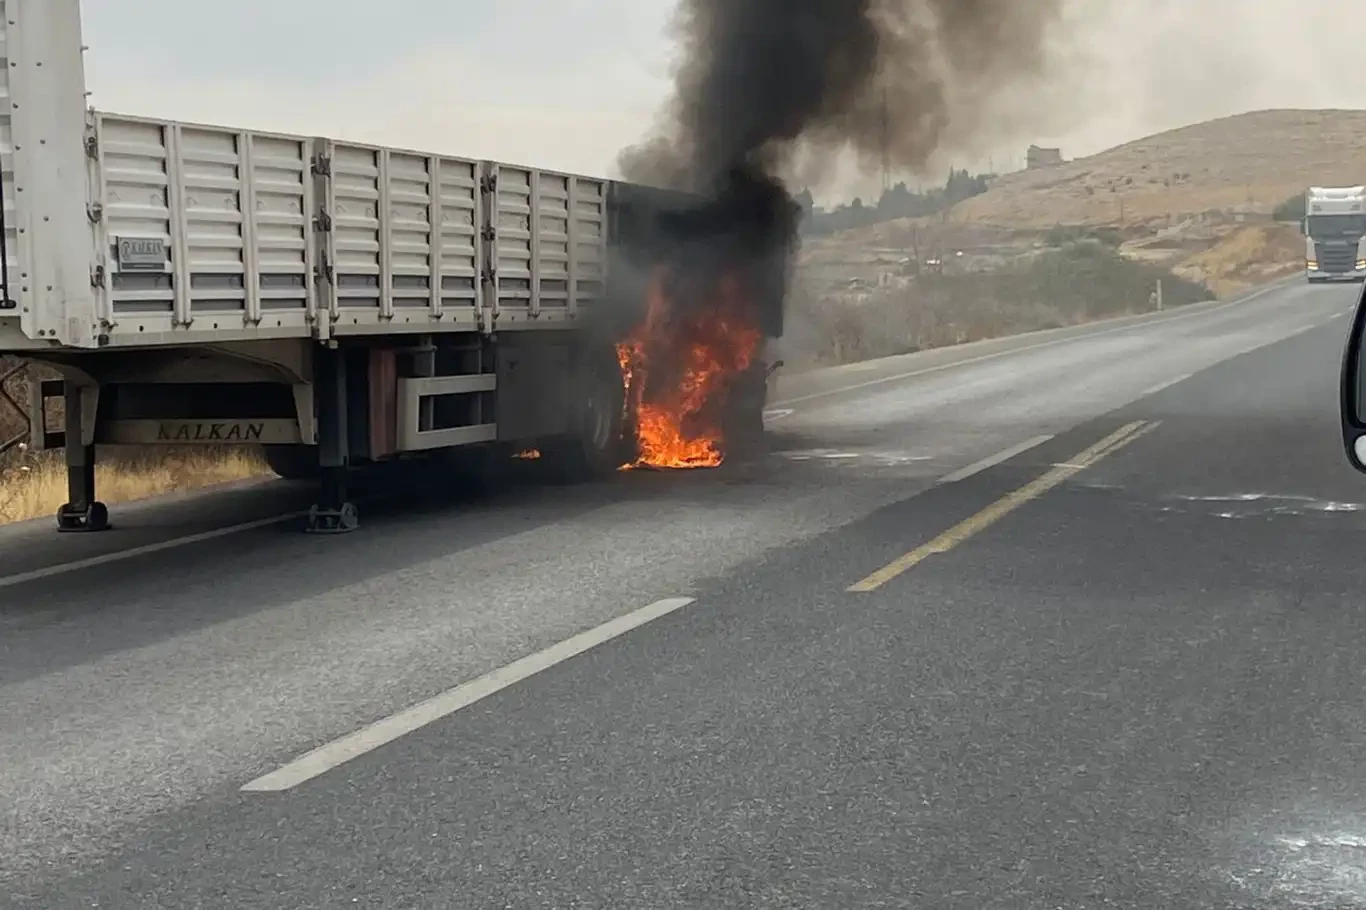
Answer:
56;501;110;533
305;501;358;534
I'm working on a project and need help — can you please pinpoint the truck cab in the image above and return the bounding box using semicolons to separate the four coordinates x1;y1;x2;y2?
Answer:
1304;186;1366;282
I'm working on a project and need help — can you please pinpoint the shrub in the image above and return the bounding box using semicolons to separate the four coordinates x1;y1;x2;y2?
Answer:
788;243;1209;367
1272;193;1305;223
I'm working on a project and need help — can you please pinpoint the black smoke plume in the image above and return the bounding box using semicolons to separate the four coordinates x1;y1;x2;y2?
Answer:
605;0;1067;460
617;0;1069;282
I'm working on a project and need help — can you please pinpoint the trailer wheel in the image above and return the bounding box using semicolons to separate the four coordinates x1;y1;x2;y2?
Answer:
544;345;627;482
718;364;769;461
261;444;319;481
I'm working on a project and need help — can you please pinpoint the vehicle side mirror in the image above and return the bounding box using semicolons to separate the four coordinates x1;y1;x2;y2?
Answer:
1301;218;1307;235
1339;281;1366;471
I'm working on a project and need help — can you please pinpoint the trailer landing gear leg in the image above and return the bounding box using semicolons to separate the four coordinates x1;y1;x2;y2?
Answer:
308;467;357;534
55;384;108;532
306;345;358;534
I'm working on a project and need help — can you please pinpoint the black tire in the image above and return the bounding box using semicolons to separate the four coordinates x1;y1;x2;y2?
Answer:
544;344;627;482
720;366;768;460
261;444;319;481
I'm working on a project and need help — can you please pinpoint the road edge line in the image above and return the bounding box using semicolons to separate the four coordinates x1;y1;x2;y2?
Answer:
241;596;698;792
0;511;309;590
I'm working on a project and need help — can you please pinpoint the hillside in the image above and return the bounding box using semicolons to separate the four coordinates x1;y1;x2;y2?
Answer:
796;109;1350;304
952;109;1366;228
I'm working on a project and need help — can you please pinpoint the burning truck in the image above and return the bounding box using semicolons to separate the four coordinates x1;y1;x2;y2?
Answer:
605;173;795;469
606;0;1075;477
5;0;1056;533
0;0;792;535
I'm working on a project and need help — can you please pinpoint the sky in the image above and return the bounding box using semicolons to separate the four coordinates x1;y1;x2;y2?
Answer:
80;0;1366;205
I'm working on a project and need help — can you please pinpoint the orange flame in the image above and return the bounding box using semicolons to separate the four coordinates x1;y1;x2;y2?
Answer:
617;266;762;470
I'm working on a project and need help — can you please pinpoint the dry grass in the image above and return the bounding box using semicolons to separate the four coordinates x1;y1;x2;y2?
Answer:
789;110;1329;366
785;242;1208;368
1169;223;1305;297
0;357;272;525
0;446;270;525
952;109;1366;229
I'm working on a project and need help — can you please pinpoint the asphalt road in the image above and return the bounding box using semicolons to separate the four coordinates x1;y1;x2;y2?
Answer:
4;279;1365;907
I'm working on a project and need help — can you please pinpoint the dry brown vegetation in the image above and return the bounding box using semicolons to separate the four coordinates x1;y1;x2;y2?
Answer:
0;361;269;525
953;109;1366;228
1163;223;1304;298
0;446;269;525
785;241;1208;368
785;109;1344;365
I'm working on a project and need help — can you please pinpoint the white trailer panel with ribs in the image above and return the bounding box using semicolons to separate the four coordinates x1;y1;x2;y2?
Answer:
0;0;780;534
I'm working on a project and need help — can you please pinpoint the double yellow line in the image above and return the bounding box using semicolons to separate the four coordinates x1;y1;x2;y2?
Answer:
847;420;1160;592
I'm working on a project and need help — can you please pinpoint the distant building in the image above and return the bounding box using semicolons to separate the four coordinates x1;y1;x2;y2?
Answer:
1026;145;1063;169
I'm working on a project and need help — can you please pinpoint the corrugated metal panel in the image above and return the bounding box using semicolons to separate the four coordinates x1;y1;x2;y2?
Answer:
483;161;605;329
2;1;664;350
319;140;481;336
91;113;316;343
6;0;99;347
0;0;16;317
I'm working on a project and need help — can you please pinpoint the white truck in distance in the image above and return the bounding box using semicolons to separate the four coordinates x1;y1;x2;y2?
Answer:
0;0;784;534
1304;186;1366;283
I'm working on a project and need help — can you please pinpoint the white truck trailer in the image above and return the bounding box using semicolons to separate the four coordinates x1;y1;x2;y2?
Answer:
0;1;784;533
1304;186;1366;283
